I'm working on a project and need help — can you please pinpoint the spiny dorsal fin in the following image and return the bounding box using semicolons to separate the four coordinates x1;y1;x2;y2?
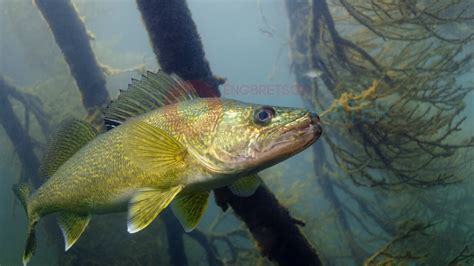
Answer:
128;186;183;233
104;71;199;130
58;212;91;251
228;175;261;197
38;119;98;179
123;120;188;174
171;191;209;232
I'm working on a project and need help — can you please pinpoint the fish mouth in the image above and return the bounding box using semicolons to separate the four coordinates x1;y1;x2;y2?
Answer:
249;112;322;169
268;112;322;155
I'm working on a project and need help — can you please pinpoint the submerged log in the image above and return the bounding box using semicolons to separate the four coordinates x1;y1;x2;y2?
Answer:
0;76;40;186
214;187;322;266
136;0;321;265
34;0;110;114
136;0;223;98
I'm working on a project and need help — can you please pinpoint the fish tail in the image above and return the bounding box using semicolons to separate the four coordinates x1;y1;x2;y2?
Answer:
12;183;38;266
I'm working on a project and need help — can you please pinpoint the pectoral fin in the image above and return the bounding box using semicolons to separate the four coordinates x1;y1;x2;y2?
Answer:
228;174;261;197
124;120;187;174
128;186;183;233
58;212;91;251
171;191;210;232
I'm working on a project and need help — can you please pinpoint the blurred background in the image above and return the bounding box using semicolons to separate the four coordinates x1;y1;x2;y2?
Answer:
1;0;473;265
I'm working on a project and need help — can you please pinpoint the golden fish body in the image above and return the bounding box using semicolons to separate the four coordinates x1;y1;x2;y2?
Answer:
13;72;322;265
32;98;320;215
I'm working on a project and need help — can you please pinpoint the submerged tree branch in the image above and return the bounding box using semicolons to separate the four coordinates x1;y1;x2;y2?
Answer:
34;0;110;118
136;0;224;98
214;186;322;265
0;76;43;187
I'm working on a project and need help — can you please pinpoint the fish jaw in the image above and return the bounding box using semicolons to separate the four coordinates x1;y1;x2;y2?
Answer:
245;112;322;172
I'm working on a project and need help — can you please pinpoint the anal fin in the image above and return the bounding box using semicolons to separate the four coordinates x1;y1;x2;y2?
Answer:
228;174;261;197
172;191;210;232
58;212;91;251
128;186;183;233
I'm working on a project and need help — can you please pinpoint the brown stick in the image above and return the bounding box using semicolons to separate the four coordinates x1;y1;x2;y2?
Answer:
136;0;223;98
34;0;110;114
214;186;322;266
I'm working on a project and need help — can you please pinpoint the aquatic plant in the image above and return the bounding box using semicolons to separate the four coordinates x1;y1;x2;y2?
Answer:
286;0;473;264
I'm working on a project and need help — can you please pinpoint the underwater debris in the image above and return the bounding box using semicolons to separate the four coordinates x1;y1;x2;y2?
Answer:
321;79;380;116
287;0;474;264
34;0;110;114
0;75;48;186
304;69;324;79
136;0;223;97
99;62;146;76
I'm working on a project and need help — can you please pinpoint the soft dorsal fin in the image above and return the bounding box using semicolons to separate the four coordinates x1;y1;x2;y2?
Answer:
104;71;199;130
38;119;98;179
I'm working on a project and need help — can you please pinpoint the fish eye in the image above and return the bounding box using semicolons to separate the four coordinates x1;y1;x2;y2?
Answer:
253;106;275;125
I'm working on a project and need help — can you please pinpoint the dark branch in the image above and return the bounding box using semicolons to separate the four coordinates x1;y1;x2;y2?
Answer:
34;0;110;114
0;75;42;187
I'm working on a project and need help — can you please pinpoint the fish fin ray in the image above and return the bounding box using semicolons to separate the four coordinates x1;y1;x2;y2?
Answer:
23;221;37;266
171;191;209;232
58;212;91;251
128;186;183;233
104;71;199;130
228;174;261;197
12;183;37;266
124;120;187;174
39;119;98;178
12;183;31;213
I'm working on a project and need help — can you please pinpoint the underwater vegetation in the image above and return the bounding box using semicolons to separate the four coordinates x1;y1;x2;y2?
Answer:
286;0;474;264
0;0;473;265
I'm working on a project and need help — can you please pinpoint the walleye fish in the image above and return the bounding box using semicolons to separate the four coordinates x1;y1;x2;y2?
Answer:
13;71;322;265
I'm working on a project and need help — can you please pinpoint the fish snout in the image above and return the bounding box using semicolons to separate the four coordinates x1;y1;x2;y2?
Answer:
309;112;322;137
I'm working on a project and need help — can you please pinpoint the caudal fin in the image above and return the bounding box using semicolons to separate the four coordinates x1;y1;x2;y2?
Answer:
22;225;37;266
12;183;37;266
